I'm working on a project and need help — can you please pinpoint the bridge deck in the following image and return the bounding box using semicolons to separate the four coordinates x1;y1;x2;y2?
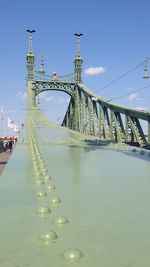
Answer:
0;119;150;267
0;150;12;175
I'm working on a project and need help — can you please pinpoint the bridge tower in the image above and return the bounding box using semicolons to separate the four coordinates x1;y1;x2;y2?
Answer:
74;33;83;83
26;30;36;108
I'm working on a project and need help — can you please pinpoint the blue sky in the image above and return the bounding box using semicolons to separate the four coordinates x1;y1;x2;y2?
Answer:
0;0;150;135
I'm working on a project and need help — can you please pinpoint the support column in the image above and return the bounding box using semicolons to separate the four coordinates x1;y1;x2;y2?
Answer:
88;97;94;135
81;93;86;134
125;114;129;143
92;100;98;136
74;33;83;84
26;30;36;109
98;104;103;138
69;101;73;129
74;87;80;131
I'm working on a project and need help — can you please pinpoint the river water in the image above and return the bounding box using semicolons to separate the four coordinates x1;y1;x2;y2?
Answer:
0;125;150;267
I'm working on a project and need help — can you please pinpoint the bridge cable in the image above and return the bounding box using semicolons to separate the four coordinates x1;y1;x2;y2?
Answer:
106;84;150;103
95;58;149;93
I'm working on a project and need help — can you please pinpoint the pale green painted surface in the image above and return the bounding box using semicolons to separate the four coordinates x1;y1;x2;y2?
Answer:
0;119;150;267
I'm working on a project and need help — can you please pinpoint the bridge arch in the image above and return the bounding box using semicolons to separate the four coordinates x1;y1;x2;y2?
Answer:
35;87;74;100
33;81;76;100
35;88;72;124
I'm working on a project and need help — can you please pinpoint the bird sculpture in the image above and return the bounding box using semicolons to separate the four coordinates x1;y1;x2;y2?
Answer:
74;33;83;37
26;29;36;33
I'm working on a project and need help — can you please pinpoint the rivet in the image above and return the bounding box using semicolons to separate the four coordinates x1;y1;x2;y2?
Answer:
42;169;48;175
46;183;56;191
40;230;57;243
54;216;69;225
34;166;39;171
35;170;42;175
50;196;61;205
63;248;83;262
35;180;44;185
36;173;42;180
37;206;51;214
44;175;52;181
36;191;47;198
39;163;45;169
38;156;43;161
33;159;38;164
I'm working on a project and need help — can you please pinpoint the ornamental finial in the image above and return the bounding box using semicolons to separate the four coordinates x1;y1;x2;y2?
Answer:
26;29;36;53
74;33;83;58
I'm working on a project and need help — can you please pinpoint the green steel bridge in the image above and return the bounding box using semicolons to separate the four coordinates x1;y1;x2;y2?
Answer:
0;32;150;266
27;31;150;146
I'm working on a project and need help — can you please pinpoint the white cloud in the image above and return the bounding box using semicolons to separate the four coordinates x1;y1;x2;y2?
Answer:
0;105;6;111
84;67;106;75
7;109;15;114
21;93;27;100
128;93;139;101
45;96;69;104
45;96;54;103
0;105;15;115
16;91;22;97
16;91;27;101
58;97;65;104
16;90;70;105
39;91;47;99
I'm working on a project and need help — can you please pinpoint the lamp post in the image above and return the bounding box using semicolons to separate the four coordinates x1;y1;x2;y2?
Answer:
143;58;150;79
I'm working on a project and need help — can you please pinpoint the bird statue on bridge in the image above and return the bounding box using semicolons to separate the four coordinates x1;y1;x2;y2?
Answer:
26;29;36;33
74;33;83;37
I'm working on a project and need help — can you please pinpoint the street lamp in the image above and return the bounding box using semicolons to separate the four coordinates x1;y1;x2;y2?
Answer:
143;58;150;79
